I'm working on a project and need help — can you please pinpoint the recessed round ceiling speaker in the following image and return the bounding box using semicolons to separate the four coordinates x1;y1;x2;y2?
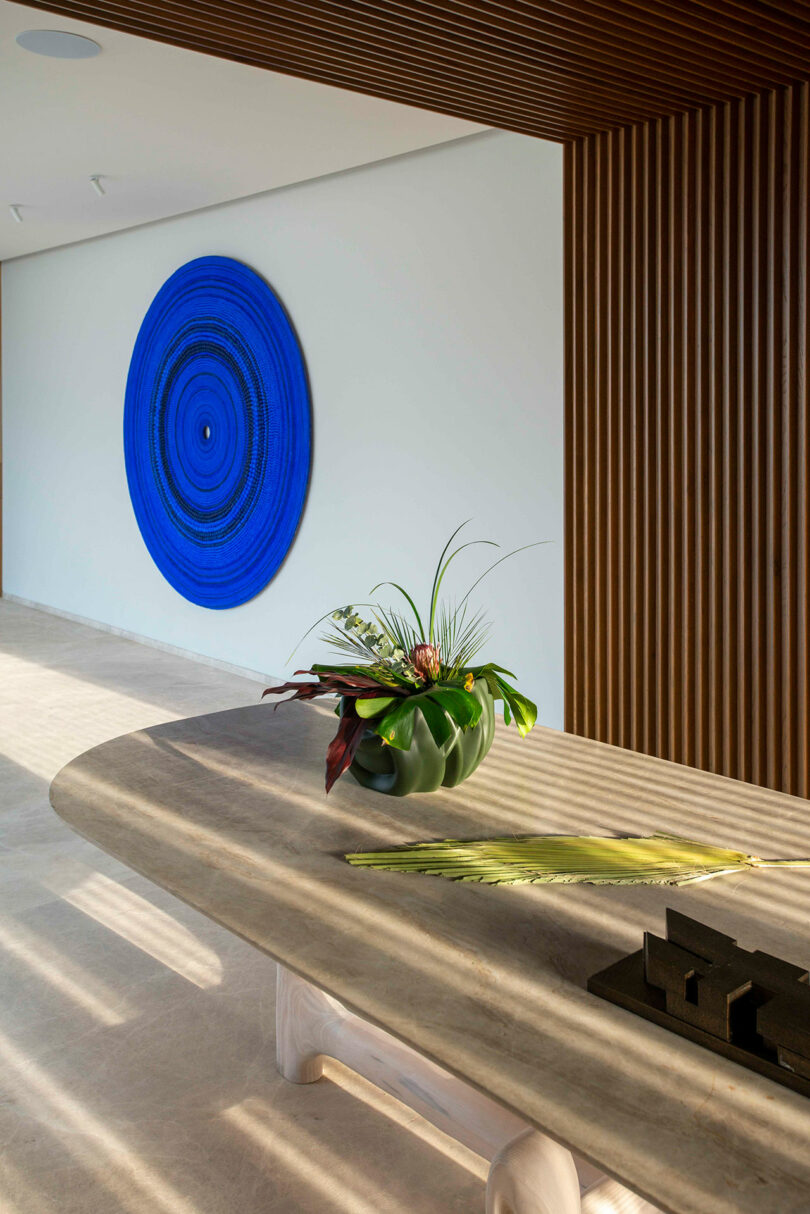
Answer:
16;30;101;58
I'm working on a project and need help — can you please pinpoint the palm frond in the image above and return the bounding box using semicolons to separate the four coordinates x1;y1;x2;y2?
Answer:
369;581;425;640
427;520;471;644
320;627;380;663
345;832;810;886
428;538;498;643
434;600;460;664
373;606;420;656
441;606;491;677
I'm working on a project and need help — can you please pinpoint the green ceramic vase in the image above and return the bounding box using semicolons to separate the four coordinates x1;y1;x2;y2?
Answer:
346;677;495;797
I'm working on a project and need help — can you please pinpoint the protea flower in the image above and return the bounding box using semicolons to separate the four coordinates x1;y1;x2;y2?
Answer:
409;643;441;681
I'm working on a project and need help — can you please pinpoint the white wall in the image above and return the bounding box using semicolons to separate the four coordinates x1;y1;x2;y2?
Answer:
2;131;565;728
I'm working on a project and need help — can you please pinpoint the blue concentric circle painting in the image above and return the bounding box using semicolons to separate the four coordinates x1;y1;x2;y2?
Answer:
124;257;311;608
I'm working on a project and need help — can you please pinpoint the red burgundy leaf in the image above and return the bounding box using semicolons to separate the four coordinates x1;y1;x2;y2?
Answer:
325;707;368;794
264;669;403;705
262;680;326;703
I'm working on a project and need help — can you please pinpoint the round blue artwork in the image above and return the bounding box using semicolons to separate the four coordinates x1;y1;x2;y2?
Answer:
124;256;311;608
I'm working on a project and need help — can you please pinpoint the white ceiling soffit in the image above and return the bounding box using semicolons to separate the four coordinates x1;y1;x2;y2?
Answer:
0;0;486;259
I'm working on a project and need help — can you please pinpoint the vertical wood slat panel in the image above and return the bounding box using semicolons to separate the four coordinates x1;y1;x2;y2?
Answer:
565;80;810;798
765;87;783;791
751;90;769;789
800;82;810;798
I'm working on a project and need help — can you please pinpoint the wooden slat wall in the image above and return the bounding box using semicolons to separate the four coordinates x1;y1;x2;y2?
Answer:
565;81;810;796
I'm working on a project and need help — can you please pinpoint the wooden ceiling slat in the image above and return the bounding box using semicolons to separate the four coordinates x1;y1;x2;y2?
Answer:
75;0;714;131
542;0;810;71
19;0;587;139
15;0;810;139
195;0;804;101
292;0;784;102
287;0;782;95
203;0;720;113
62;0;732;119
19;0;596;138
55;0;675;129
435;0;810;84
626;0;810;44
424;0;810;88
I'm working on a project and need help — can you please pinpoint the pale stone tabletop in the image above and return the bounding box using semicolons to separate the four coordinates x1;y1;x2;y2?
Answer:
50;701;810;1214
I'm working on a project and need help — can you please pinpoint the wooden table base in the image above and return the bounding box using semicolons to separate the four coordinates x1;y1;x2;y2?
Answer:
275;965;659;1214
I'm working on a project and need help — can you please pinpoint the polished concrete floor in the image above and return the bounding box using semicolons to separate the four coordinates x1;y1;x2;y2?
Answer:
0;599;487;1213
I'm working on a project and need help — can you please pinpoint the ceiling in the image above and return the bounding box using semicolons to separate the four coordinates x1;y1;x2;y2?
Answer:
0;0;484;259
16;0;810;143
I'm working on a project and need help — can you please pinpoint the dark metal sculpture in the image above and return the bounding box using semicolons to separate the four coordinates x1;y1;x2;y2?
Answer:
589;908;810;1097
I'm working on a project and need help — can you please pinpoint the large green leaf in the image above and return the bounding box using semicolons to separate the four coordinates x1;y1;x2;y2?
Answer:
464;664;535;736
466;660;534;733
356;696;397;719
372;685;483;752
472;666;502;704
416;694;456;751
431;685;482;730
374;697;418;750
346;832;810;886
472;661;518;680
493;675;536;737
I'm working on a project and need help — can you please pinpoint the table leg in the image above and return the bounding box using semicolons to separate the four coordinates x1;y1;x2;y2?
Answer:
275;964;657;1214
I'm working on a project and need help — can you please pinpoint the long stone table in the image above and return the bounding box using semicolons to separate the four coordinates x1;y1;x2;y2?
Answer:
49;701;810;1213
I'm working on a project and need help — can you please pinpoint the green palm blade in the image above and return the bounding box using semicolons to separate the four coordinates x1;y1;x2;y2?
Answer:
345;832;810;886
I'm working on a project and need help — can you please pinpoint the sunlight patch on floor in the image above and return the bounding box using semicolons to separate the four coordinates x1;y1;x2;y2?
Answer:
55;871;223;989
0;914;130;1025
223;1097;406;1214
0;1158;53;1214
323;1058;488;1180
0;1025;203;1214
0;653;182;779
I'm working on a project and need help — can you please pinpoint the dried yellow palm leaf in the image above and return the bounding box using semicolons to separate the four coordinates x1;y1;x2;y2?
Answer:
345;832;810;886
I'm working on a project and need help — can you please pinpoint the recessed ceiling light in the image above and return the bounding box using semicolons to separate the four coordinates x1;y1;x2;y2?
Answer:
16;29;101;59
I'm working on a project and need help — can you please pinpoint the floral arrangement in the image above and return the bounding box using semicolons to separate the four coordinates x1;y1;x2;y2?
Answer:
264;524;542;792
